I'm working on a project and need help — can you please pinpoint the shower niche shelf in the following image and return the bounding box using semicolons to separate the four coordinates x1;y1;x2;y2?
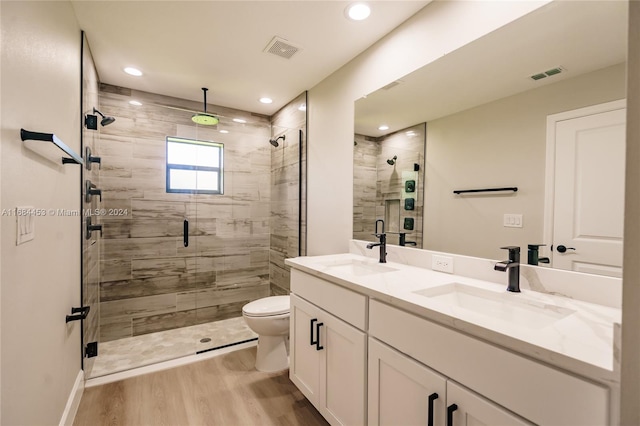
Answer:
20;128;84;165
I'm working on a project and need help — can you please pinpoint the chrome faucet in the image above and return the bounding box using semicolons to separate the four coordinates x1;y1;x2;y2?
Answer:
494;246;520;292
366;219;387;263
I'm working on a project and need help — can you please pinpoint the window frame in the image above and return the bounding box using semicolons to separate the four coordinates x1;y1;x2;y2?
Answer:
165;136;224;194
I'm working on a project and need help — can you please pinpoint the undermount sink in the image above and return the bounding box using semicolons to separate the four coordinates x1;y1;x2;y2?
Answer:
318;258;398;276
413;283;575;329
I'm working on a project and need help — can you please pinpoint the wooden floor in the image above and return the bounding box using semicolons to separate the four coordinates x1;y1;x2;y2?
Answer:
74;347;328;426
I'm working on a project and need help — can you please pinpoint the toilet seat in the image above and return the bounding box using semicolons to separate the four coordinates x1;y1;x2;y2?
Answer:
242;295;290;317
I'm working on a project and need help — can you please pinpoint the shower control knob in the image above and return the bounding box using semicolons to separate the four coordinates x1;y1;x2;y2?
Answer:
555;245;576;253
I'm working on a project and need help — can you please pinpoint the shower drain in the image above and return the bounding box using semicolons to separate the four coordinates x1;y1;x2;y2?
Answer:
200;338;212;343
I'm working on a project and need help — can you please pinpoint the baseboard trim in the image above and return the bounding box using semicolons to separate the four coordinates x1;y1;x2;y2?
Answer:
85;340;257;388
59;370;84;426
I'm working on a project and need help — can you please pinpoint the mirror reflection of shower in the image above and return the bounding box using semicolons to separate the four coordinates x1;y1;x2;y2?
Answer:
387;155;397;165
270;135;285;147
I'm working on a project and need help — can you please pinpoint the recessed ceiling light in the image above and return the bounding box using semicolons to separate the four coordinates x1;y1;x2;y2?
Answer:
124;67;143;77
259;97;273;104
346;3;371;21
233;118;247;123
298;103;307;111
129;100;142;106
219;130;229;134
378;125;389;131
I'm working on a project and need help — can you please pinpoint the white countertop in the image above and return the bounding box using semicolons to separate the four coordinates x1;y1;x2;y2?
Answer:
286;253;621;385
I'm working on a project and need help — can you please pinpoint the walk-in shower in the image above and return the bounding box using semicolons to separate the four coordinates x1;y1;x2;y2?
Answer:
81;34;307;380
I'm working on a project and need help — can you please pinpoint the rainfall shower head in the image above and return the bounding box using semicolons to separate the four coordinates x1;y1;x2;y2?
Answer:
93;108;116;126
192;88;219;126
387;155;397;166
270;135;285;147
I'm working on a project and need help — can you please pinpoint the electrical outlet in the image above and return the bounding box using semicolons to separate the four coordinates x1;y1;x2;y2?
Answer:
432;255;454;273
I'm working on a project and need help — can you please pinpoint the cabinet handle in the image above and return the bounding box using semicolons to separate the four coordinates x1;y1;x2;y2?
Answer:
315;322;324;351
447;403;458;426
428;392;439;426
310;318;318;346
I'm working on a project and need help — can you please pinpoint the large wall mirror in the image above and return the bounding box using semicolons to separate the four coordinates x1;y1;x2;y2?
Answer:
354;1;628;276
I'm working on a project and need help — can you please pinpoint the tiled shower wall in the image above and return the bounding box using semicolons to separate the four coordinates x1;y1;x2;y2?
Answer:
269;93;307;295
354;123;425;247
96;84;272;341
353;134;379;241
81;34;101;372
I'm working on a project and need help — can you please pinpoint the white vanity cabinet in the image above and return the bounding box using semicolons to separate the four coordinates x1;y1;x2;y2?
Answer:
369;337;530;426
287;258;614;426
290;270;367;425
369;300;610;426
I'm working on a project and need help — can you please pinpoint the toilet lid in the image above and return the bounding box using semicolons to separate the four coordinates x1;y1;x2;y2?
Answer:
243;295;290;317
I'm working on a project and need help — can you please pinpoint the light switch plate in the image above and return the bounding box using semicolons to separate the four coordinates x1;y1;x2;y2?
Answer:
16;206;35;245
503;213;523;228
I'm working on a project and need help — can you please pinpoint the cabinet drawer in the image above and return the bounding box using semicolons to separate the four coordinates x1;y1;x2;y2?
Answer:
369;299;609;426
291;269;367;330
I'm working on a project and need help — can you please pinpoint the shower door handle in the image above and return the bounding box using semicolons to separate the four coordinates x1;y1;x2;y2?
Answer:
183;219;189;247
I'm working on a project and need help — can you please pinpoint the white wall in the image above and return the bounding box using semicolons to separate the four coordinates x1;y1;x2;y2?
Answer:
621;1;640;423
0;2;82;424
306;0;548;255
425;64;626;260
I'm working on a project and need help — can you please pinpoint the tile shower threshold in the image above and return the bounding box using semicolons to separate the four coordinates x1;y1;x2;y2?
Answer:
85;340;260;388
88;316;258;379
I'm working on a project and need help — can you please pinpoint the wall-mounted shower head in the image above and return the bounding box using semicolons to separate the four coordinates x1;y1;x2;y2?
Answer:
270;135;285;147
387;155;397;165
93;108;116;126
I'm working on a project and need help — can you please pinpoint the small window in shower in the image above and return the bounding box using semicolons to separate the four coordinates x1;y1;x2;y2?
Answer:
166;136;224;194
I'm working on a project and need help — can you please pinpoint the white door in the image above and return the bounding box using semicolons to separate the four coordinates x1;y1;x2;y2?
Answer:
549;102;626;277
368;338;447;426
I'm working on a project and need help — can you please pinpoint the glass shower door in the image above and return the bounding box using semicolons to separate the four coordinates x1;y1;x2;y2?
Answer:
191;117;272;353
81;32;101;379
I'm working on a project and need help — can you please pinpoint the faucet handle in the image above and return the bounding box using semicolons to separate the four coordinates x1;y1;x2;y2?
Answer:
527;244;546;250
499;246;520;262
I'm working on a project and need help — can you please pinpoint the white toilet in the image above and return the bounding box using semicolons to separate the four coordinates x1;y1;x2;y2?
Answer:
242;295;290;372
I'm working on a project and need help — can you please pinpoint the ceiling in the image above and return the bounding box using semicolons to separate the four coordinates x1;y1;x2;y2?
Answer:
355;0;628;137
71;1;429;116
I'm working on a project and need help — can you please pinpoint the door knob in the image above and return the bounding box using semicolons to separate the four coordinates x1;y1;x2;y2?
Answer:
555;245;576;253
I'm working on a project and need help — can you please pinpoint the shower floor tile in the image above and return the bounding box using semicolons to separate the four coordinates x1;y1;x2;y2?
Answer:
89;316;257;378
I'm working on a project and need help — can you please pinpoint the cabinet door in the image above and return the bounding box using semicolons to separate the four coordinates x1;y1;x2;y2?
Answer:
290;294;322;405
446;381;531;426
368;338;447;426
319;308;367;426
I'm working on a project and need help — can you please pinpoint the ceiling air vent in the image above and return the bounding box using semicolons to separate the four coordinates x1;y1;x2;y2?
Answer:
264;36;302;60
529;66;566;81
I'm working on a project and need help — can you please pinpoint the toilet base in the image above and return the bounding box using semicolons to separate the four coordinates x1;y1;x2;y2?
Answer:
255;334;289;372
